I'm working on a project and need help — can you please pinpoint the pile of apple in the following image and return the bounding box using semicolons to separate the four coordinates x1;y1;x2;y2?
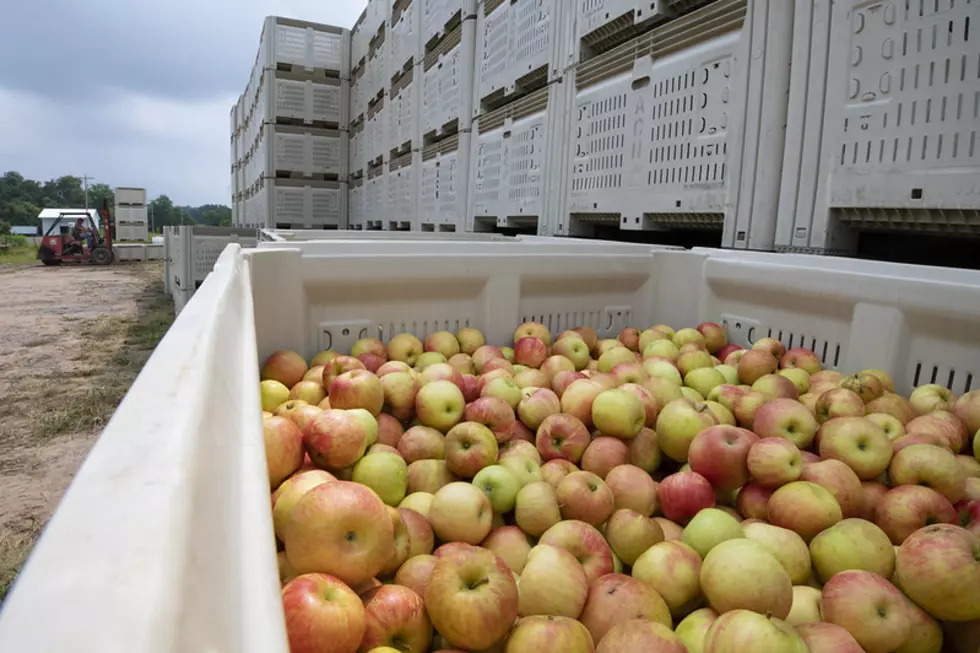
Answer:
259;321;980;653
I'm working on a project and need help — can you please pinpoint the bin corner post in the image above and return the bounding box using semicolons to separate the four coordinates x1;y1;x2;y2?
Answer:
843;303;911;392
479;272;521;347
245;248;309;362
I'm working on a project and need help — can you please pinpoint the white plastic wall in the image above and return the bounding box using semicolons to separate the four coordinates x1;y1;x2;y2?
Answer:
420;131;471;230
3;238;980;651
422;0;478;48
115;187;147;206
251;179;349;229
776;0;980;253
388;65;422;155
252;124;348;181
389;0;423;82
349;177;367;228
365;165;387;229
255;71;349;128
386;151;421;230
366;96;389;163
421;19;477;140
260;16;351;75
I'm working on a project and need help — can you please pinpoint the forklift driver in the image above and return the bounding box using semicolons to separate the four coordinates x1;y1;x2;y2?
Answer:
72;218;95;250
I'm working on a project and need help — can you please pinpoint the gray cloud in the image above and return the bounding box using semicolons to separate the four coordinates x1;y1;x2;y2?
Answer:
0;0;366;205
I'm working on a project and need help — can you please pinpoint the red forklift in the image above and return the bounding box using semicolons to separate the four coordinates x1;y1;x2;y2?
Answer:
36;199;115;266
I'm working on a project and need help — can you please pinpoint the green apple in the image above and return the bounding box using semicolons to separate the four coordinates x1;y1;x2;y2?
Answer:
415;351;448;370
643;359;683;384
685;368;727;399
346;408;379;447
779;368;811;394
643;339;680;361
675;608;719;653
500;454;542;487
352;452;408;506
260;379;290;412
786;585;823;625
592;389;646;439
715;364;740;385
682;508;744;558
809;518;895;582
472;465;521;513
598;347;635;373
705;610;808;653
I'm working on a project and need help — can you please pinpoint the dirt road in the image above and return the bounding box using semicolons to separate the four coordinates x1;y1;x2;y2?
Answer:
0;261;173;598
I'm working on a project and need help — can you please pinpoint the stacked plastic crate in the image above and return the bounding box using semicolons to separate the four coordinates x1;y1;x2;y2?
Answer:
774;0;980;255
238;17;351;230
114;188;149;242
467;0;573;234
230;97;242;225
416;0;477;231
547;0;794;249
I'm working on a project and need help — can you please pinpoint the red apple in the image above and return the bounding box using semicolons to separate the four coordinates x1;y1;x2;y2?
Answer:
517;544;589;618
797;622;864;653
540;459;579;488
281;573;365;653
406;459;458;494
381;372;419;421
518;387;562;431
905;410;970;453
752;374;800;401
398;507;434;557
303;409;369;470
780;348;822;375
736;482;773;520
801;458;863;518
514;337;548;369
580;437;629;479
397;425;445;463
857;481;889;522
580;574;672;644
604;464;658;516
688;425;759;490
359;584;432;652
866;392;916;424
459;374;480;403
539;520;615;585
394;554;438;599
508;615;595;652
731;391;767;430
481;526;531;575
767;481;842;542
263;349;309;388
753;337;786;359
561;379;605;429
889;443;967;503
556;471;615;527
747;438;803;489
464;396;516;443
953;390;980;434
472;345;504;373
628;427;661;473
815;388;866;423
536;413;591;463
738;349;779;384
322;355;367;389
695;322;727;354
264;416;305;489
553;370;587;397
818;416;893;480
659;471;715;523
822;570;910;653
874;485;957;544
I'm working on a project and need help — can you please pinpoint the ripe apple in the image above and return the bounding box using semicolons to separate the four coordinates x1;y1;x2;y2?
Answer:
556;471;614;527
801;458;864;517
778;368;810;394
703;400;736;426
281;573;366;653
580;573;672;643
768;481;843;542
610;361;647;386
856;480;889;521
517;543;589;618
425;545;519;651
272;469;335;540
747;438;803;488
822;570;911;653
741;522;811;584
429;482;492;545
694;322;727;353
415;351;448;371
731;391;767;429
953;390;980;434
682;507;744;558
262;349;308;388
517;387;560;431
406;459;458;494
462;396;515;443
514;481;561;536
387;333;424;367
509;615;594;653
451;327;484;356
513;337;548;369
738;348;779;384
444;422;498;478
723;349;746;366
717;343;744;362
580;437;629;479
514;321;551;345
303;409;369;470
677;350;714;377
416;380;465;432
688;425;759;490
394;554;438;599
595;347;632;374
659;471;715;523
655;398;719;462
906;410;970;453
498;439;542;464
736;482;773;521
752;374;800;401
785;585;823;625
797;622;864;653
499;453;543;488
866;411;905;440
263;416;305;489
604;464;658;515
655;517;683;541
359;584;432;651
309;349;339;368
397;425;445;463
890;443;966;502
672;327;705;348
534;414;588;463
597;619;685;653
290;379;327;405
397;507;433;558
284;481;394;586
471;344;504;373
866;392;915;424
875;485;958;544
476;526;531;578
837;372;886;403
418;363;465;391
380;372;418;421
552;370;587;398
961;458;980;480
701;538;792;618
481;376;523;413
897;524;980;622
643;339;681;364
814;388;865;423
818;416;893;479
398;492;433;518
558;379;603;429
683;368;726;401
352;452;408;506
261;379;291;412
423;330;460;360
539;520;614;585
551;336;590;370
540;458;578;488
673;608;718;653
893;431;947;453
704;610;808;653
643;375;684;408
910;383;957;415
472;465;521;513
632;540;703;617
809;518;895;582
540;355;575;381
628;427;662;473
448;354;474;377
752;337;786;358
605;508;665;566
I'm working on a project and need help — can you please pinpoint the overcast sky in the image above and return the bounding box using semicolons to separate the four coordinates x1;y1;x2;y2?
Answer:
0;0;366;206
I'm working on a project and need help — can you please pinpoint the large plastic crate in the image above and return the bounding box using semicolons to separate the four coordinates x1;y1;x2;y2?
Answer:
386;150;421;230
554;0;793;248
388;64;422;156
421;18;477;141
776;0;980;254
574;0;718;61
422;0;478;49
348;176;367;229
389;0;423;84
420;131;471;230
365;162;388;230
349;116;367;175
253;69;349;129
474;0;569;113
251;124;348;182
469;82;567;233
366;93;389;165
258;16;351;77
250;178;348;229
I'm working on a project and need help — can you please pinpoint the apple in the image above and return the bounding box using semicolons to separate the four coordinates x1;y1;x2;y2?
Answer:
851;479;887;521
539;520;614;585
515;543;589;618
303;409;369;470
394;554;438;599
552;370;587;398
818;416;893;479
419;362;465;391
638;327;670;352
514;321;551;345
731;391;766;430
693;322;726;353
892;596;943;653
470;465;520;514
303;365;326;386
444;422;498;478
747;438;803;488
822;570;910;653
399;491;433;517
483;358;515;377
862;395;912;426
701;538;792;618
752;374;799;401
654;517;683;541
580;573;672;643
394;507;433;559
284;480;394;585
643;339;681;363
556;471;615;527
262;349;308;388
281;573;365;653
499;439;543;464
447;357;474;380
741;522;811;584
866;412;905;441
421;330;459;360
768;481;843;542
289;379;327;406
628;427;661;473
785;585;823;626
415;380;465;432
875;485;958;544
425;545;519;651
272;469;335;539
838;372;885;404
508;615;594;653
428;482;493;544
736;483;773;521
750;337;785;359
514;481;562;536
659;471;715;523
897;524;980;622
671;327;704;348
540;355;575;381
778;368;811;395
655;398;719;462
499;453;543;488
588;372;618;391
890;443;966;502
459;398;513;445
580;437;629;479
717;344;744;362
352;452;408;506
540;458;578;488
682;508;744;559
677;350;714;377
813;388;864;423
323;358;370;395
261;379;291;412
512;337;547;369
610;362;647;387
536;414;590;463
469;344;502;373
552;337;591;370
406;459;458;494
962;458;980;480
643;375;684;408
737;349;779;385
360;583;432;651
703;400;736;426
797;622;864;653
415;351;449;371
597;619;685;653
593;338;621;359
516;387;560;431
809;518;895;582
379;372;418;421
263;416;305;488
620;327;643;352
631;540;703;617
688;425;759;490
893;431;947;453
910;383;957;415
310;349;339;368
906;410;970;452
396;426;445;463
604;464;657;515
723;349;746;367
953;390;980;434
682;369;724;402
705;610;808;653
605;508;665;566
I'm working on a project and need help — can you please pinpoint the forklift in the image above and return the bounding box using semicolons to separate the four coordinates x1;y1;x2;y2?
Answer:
36;199;115;266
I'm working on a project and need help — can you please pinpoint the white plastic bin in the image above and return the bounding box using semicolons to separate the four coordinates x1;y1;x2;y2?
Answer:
386;150;421;230
366;93;388;165
365;162;388;229
574;0;718;61
389;0;423;83
421;18;477;141
251;178;349;229
259;16;351;76
349;116;367;176
254;69;349;129
253;124;348;181
420;130;471;230
3;237;980;651
388;65;422;156
555;0;793;250
348;176;367;229
422;0;478;49
776;0;980;254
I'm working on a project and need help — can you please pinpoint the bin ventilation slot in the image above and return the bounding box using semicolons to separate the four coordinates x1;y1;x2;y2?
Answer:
911;362;974;394
723;315;843;368
384;318;473;341
521;311;612;337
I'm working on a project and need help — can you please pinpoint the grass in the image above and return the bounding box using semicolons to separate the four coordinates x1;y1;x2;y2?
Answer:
0;523;42;601
0;235;38;265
